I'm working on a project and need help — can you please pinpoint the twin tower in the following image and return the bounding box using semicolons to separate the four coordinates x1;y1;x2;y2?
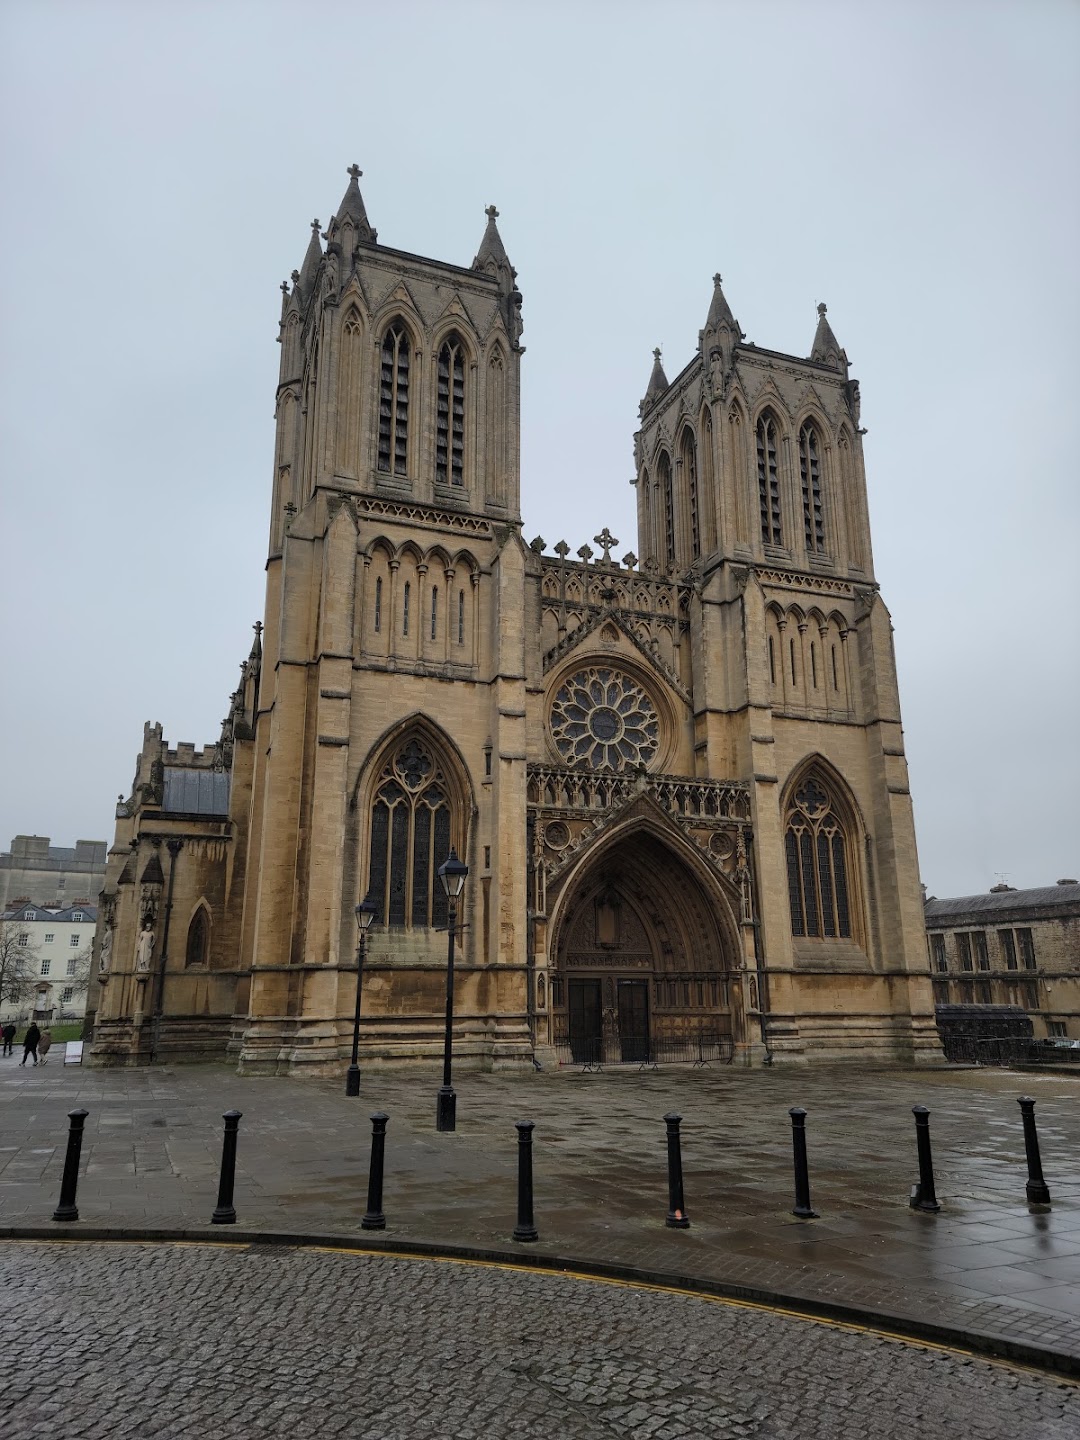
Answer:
88;167;939;1072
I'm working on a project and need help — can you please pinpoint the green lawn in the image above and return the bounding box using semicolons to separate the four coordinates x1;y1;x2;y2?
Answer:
42;1023;84;1043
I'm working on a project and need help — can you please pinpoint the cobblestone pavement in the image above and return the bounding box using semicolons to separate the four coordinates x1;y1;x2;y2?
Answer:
1;1240;1077;1440
2;1057;1079;1362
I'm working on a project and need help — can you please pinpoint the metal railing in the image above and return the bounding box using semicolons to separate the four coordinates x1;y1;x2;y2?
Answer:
553;1023;734;1070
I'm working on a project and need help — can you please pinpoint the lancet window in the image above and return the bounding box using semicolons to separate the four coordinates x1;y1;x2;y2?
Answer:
784;774;853;939
681;430;700;559
658;453;675;565
185;909;209;967
377;322;410;475
436;334;465;485
367;738;453;929
799;423;825;553
756;414;782;546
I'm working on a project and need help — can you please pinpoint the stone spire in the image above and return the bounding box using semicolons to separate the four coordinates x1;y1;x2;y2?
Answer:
705;274;741;335
810;302;848;372
472;205;523;346
700;274;744;383
473;203;511;274
328;163;376;245
296;218;323;302
640;348;669;414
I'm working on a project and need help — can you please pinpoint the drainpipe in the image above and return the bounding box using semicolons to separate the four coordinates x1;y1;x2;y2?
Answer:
745;831;772;1062
525;812;537;1059
149;839;183;1063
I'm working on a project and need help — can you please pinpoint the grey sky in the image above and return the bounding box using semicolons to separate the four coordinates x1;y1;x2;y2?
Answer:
1;0;1077;898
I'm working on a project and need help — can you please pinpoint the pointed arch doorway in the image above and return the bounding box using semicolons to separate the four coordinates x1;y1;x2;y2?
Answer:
548;832;742;1065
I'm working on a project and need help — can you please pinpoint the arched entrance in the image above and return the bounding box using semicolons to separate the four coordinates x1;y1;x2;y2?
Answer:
548;831;742;1065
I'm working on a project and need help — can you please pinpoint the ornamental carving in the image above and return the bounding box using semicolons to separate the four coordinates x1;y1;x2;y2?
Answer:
550;668;659;771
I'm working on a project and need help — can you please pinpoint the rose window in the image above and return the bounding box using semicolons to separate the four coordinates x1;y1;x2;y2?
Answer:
550;667;659;770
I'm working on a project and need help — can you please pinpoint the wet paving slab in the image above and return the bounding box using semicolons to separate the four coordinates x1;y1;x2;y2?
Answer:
1;1054;1078;1362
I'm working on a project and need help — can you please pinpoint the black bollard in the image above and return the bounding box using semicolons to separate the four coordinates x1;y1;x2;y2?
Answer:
211;1110;243;1225
513;1120;539;1243
52;1109;90;1222
789;1107;819;1219
362;1111;389;1231
664;1112;691;1228
909;1105;940;1212
1017;1097;1051;1206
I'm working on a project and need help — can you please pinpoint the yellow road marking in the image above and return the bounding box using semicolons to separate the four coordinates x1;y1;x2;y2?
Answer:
7;1236;1075;1385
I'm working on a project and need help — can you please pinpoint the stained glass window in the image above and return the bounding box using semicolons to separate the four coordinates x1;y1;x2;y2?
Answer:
550;668;659;771
784;774;852;939
368;738;452;929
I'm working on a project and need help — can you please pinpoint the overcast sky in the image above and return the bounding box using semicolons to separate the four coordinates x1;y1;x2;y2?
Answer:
1;0;1077;898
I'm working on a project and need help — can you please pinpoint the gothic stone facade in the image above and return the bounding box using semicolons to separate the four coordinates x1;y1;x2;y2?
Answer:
88;168;939;1073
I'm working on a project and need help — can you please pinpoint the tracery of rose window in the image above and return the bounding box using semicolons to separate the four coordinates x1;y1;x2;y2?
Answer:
549;668;659;771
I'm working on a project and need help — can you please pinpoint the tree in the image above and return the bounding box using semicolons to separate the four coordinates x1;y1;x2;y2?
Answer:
65;943;95;1000
0;920;42;1013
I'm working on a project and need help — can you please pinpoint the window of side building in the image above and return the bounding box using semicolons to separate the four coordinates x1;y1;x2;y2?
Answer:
973;931;989;970
998;930;1017;969
955;933;972;971
1018;928;1037;970
930;933;947;972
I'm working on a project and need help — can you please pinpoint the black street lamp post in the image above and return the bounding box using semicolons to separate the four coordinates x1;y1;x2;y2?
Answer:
436;848;469;1132
345;892;379;1097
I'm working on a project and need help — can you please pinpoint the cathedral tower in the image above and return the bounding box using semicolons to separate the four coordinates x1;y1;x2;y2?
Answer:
88;173;938;1072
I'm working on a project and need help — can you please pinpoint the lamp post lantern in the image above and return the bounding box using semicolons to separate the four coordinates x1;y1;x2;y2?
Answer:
345;892;379;1097
436;848;469;1132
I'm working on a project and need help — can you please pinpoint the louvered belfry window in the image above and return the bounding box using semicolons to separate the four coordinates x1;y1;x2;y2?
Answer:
658;453;675;565
378;322;410;475
367;738;452;929
436;334;465;485
757;414;782;546
799;423;825;553
784;775;852;939
682;431;700;559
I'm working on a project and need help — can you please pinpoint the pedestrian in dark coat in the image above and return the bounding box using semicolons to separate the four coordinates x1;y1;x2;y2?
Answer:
1;1022;16;1056
21;1023;40;1066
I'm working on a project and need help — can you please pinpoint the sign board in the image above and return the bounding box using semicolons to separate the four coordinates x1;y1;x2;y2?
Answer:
64;1041;84;1065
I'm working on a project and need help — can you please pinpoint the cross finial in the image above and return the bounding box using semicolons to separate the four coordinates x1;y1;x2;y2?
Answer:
486;204;499;220
311;218;321;233
347;164;362;181
280;280;289;295
653;347;662;362
593;527;618;563
253;620;263;638
714;273;722;286
817;302;827;316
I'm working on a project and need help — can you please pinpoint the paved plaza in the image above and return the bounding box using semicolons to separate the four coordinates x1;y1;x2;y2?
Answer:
2;1239;1078;1440
1;1053;1079;1433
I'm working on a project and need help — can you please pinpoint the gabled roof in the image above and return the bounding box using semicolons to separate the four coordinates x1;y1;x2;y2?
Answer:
924;883;1080;923
2;902;97;922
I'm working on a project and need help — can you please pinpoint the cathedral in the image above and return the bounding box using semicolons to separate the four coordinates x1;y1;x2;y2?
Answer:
87;167;940;1073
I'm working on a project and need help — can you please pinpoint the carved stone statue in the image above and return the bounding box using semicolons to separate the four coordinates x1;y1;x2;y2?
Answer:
135;924;155;973
98;927;113;975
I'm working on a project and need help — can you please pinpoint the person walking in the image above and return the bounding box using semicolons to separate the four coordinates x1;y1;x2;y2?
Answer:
1;1022;16;1056
38;1028;53;1065
21;1022;41;1066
